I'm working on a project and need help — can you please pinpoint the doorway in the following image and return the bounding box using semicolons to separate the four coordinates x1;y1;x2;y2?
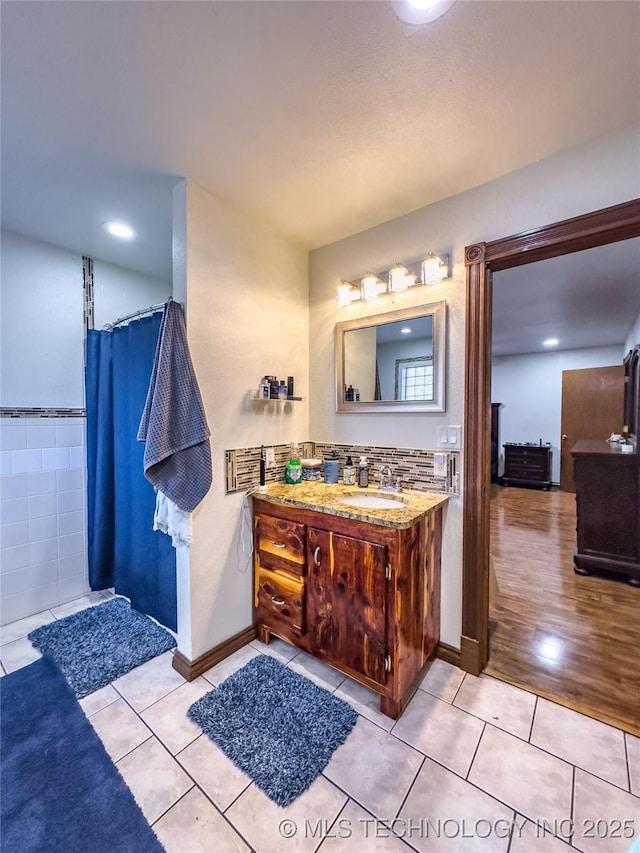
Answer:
460;198;640;729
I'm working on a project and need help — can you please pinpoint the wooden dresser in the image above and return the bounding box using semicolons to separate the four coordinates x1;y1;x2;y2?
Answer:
502;443;552;490
571;440;639;585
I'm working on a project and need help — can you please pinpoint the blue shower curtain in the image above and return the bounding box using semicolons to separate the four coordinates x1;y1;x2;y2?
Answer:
86;313;177;631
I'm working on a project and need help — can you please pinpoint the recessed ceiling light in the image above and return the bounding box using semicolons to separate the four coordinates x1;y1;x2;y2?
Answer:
401;327;412;334
392;0;456;25
543;338;559;347
103;221;135;240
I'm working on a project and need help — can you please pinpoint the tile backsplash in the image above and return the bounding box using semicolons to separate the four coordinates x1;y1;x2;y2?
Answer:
225;440;460;496
0;417;89;625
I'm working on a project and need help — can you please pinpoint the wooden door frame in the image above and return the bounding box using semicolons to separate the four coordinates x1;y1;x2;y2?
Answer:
460;198;640;675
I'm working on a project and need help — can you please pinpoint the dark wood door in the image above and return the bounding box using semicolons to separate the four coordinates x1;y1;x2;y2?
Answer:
560;365;625;492
306;528;387;685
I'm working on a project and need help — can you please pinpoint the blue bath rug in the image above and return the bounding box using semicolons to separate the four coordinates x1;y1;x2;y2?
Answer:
187;654;358;807
28;597;176;697
1;656;164;853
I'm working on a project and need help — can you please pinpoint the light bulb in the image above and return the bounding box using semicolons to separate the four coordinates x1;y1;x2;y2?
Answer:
392;0;456;25
408;0;441;9
337;282;356;306
421;254;442;285
389;263;409;292
103;221;135;239
422;252;447;284
362;274;381;301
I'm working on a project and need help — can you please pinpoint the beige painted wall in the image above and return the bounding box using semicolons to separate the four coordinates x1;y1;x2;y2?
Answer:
175;181;309;659
309;122;640;649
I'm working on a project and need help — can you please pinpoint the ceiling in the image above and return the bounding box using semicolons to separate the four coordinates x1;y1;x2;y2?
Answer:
493;238;640;357
2;1;639;353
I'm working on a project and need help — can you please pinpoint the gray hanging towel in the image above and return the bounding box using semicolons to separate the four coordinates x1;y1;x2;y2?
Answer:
137;301;212;512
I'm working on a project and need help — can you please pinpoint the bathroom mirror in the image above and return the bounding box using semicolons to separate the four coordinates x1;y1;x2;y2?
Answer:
335;301;446;413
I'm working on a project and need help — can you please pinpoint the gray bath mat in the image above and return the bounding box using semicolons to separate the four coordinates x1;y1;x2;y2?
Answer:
28;597;176;697
188;654;358;807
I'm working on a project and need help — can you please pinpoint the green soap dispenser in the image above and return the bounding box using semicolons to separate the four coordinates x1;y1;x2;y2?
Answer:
285;442;303;484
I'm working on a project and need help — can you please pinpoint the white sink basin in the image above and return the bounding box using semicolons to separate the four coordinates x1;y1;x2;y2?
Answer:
336;493;407;510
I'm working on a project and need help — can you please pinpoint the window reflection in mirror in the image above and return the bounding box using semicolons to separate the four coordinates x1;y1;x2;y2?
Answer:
336;302;446;413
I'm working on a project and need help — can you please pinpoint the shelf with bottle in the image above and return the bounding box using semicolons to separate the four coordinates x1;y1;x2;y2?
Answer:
254;375;303;402
251;390;303;402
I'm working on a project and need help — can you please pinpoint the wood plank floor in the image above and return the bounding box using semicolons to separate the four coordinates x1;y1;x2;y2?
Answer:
487;484;640;736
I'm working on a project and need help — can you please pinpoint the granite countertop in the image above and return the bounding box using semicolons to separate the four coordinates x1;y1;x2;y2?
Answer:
251;481;448;529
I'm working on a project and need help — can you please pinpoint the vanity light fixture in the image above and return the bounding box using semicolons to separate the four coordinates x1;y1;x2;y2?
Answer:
337;252;450;307
543;338;559;347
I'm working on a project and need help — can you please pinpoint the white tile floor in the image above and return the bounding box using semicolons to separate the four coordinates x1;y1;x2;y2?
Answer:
1;595;639;853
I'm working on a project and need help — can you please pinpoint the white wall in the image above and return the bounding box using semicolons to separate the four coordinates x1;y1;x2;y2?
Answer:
1;230;84;408
625;310;640;354
492;346;623;483
309;122;640;649
175;180;309;660
93;260;171;330
0;230;171;625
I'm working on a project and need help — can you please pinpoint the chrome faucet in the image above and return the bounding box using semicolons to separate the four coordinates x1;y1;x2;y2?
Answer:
378;465;402;492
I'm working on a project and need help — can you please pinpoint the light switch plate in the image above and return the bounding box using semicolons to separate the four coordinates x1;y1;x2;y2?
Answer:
438;428;449;446
264;447;276;469
447;426;462;447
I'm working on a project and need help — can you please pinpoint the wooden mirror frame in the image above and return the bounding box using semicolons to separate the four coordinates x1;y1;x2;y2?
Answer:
335;300;447;413
461;198;640;675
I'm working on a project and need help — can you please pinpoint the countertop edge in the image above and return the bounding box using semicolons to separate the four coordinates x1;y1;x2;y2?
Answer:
251;485;448;529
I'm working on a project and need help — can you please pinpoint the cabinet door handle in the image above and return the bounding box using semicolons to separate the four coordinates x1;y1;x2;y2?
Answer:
313;546;321;566
271;542;286;549
271;596;285;606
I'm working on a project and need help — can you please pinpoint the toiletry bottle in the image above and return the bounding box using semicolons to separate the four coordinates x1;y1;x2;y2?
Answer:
270;377;279;399
278;380;288;400
287;376;294;397
259;376;270;399
285;442;303;484
358;456;369;488
343;455;356;485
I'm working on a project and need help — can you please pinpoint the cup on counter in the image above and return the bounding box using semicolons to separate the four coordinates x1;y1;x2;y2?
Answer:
323;459;339;483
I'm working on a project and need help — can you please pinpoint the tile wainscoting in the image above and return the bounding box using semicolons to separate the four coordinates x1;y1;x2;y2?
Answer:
0;415;89;625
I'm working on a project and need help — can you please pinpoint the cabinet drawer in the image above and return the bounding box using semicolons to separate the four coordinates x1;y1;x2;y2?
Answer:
505;460;546;477
256;570;304;632
257;515;306;577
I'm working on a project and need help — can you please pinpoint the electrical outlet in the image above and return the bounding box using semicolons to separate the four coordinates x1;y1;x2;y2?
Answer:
433;452;447;477
264;447;276;469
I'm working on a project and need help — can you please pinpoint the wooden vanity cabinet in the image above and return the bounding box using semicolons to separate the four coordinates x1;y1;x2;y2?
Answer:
253;497;442;719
